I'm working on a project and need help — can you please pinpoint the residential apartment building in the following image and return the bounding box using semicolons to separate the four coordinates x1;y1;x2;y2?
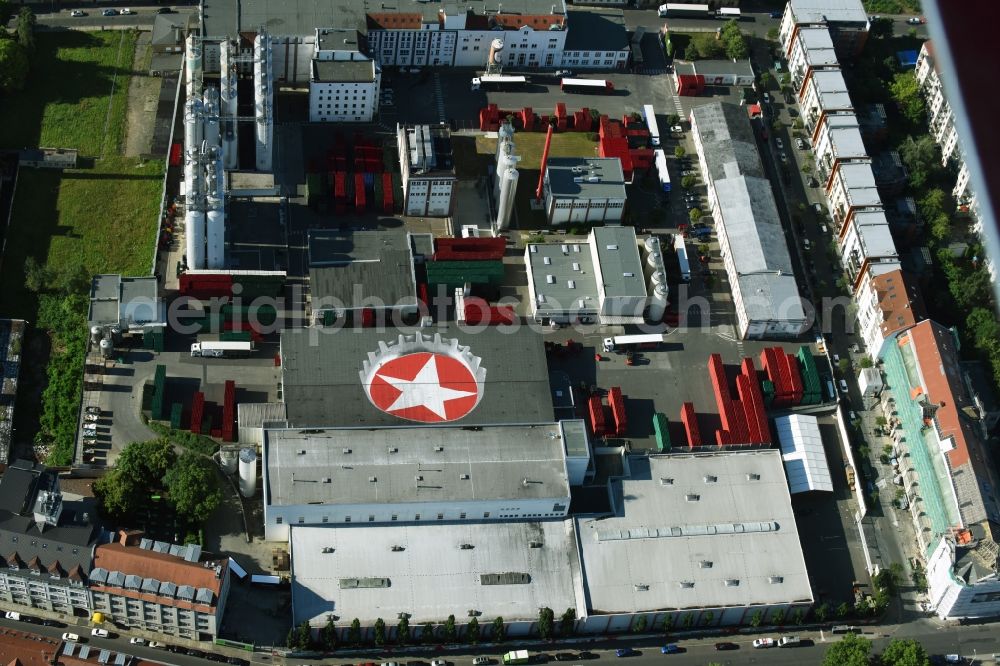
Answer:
879;321;1000;620
88;532;230;641
855;268;924;359
799;69;853;133
915;42;961;166
779;0;869;61
813;113;867;180
0;461;98;617
838;209;900;291
787;27;839;95
397;124;456;217
308;29;380;123
827;160;881;236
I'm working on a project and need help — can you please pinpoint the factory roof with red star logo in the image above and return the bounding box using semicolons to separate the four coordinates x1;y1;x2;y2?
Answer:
279;324;555;428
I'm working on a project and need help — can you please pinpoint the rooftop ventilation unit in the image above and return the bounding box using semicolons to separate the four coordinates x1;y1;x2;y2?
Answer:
460;543;474;549
391;545;405;552
685;494;700;502
434;446;444;452
415;475;423;481
369;476;377;483
342;448;351;454
297;449;306;455
747;473;761;481
607;244;618;250
703;475;718;483
769;576;784;584
725;579;740;587
529;541;543;548
568;280;576;289
529;245;537;253
322;478;331;483
321;547;334;553
546;275;555;284
699;560;713;568
660;478;674;485
389;447;398;453
634;584;649;591
460;473;470;480
572;262;580;270
678;581;695;589
543;256;552;265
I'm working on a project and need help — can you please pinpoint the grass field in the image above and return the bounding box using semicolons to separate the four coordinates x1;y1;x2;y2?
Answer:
0;30;164;464
476;132;599;229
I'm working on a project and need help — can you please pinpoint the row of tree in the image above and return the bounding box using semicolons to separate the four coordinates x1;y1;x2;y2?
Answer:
681;21;749;61
93;439;223;525
0;4;35;94
824;635;932;666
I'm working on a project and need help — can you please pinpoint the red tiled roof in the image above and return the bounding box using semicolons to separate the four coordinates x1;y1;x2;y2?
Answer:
0;627;59;666
367;13;423;30
492;14;565;30
93;543;227;602
873;269;925;338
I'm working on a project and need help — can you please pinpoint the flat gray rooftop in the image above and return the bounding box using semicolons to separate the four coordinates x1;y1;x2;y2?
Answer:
316;28;363;52
266;423;570;507
312;59;375;83
546;158;626;201
789;0;868;25
808;70;853;110
564;8;627;52
690;103;764;182
308;229;417;311
823;118;866;159
837;162;881;208
577;452;813;614
527;241;599;314
715;177;804;323
203;0;566;39
280;325;555;427
291;519;583;626
592;226;647;300
88;274;162;329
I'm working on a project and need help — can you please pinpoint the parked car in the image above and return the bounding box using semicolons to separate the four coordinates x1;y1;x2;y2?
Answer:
473;658;491;666
715;642;738;651
156;7;174;13
120;8;135;14
62;633;81;642
807;176;819;187
91;628;109;638
41;619;64;627
102;8;118;16
554;655;576;662
4;611;20;620
762;92;771;104
839;379;849;393
670;125;683;133
555;69;574;77
187;649;206;658
70;10;85;17
780;152;788;164
796;137;807;149
226;659;249;666
615;649;639;658
431;660;447;666
775;137;784;150
907;16;925;24
660;645;682;655
148;641;165;649
752;638;775;649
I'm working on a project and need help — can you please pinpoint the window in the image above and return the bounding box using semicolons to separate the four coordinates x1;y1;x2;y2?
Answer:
297;517;304;523
391;514;398;521
459;512;466;519
345;516;351;523
414;514;421;521
483;512;490;518
276;517;283;524
368;515;375;522
322;516;328;523
437;513;444;520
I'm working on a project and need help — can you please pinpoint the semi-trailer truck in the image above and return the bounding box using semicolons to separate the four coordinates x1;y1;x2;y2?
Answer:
190;341;254;358
674;234;691;282
603;333;665;353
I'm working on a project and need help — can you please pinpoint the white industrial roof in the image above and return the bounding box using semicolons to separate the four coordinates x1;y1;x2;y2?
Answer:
774;415;834;494
789;0;868;25
825;120;867;160
264;424;570;508
291;520;584;626
809;70;853;111
837;162;881;208
576;452;813;613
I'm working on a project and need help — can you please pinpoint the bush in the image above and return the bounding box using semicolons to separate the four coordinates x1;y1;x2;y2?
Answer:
681;175;696;189
689;208;702;222
674;146;685;158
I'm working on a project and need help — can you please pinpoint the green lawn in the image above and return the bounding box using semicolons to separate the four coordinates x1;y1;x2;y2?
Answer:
0;30;164;464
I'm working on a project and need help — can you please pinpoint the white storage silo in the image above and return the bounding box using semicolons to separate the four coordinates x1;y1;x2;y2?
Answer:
90;326;103;346
238;447;257;498
644;235;659;254
219;446;239;475
646;247;661;270
206;204;225;269
202;88;220;150
220;41;239;170
186;209;206;270
99;338;114;359
647;282;668;322
185;34;203;100
184;98;203;152
254;33;273;173
495;167;518;231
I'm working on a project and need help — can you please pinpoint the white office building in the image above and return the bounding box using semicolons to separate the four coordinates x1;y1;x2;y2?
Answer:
799;69;853;134
542;157;627;226
397;124;456;217
309;30;380;123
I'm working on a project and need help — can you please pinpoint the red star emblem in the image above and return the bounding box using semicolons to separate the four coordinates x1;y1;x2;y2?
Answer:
367;352;480;423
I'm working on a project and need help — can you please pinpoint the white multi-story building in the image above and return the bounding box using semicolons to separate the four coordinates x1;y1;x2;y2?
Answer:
309;29;380;123
690;102;807;340
263;424;572;541
880;320;1000;620
799;69;853;133
915;41;962;166
542;157;626;226
855;268;924;361
827;160;881;236
786;27;840;95
813;113;867;180
397;124;456;217
779;0;869;62
560;8;630;70
837;209;899;291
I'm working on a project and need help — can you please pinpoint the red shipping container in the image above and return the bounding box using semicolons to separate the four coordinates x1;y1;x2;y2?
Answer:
169;143;182;167
190;392;205;435
609;387;626;437
680;402;701;448
354;173;366;211
222;380;236;442
588;395;607;436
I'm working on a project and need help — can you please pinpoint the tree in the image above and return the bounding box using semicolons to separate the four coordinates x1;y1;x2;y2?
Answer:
701;611;714;626
674;146;686;159
882;54;900;75
24;256;50;293
767;27;779;41
0;40;29;94
94;439;177;521
771;609;786;626
720;21;749;61
397;617;410;645
822;633;872;666
814;602;830;623
560;608;576;636
662;615;675;632
320;615;338;651
373;618;386;646
537;607;554;639
163;452;223;522
491;617;505;642
287;621;312;650
16;7;35;51
869;17;894;39
879;638;929;666
632;615;647;633
968;307;1000;354
443;614;457;643
899;136;942;189
860;357;874;369
681;175;696;189
835;601;851;619
890;72;926;126
760;71;774;90
348;619;362;645
689;208;702;222
838;358;851;374
688;32;725;59
421;622;435;644
51;262;91;296
749;610;763;627
467;617;479;644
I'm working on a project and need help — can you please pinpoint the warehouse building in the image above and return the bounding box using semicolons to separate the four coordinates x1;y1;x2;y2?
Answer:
263;423;573;540
279;325;555;429
542;158;627;226
523;225;651;325
309;29;381;123
307;228;420;325
291;519;584;635
397;124;456;217
689;102;807;339
576;451;813;630
779;0;869;61
879;321;1000;619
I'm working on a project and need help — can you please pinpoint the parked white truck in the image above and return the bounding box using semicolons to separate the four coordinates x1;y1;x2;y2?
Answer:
674;234;691;282
190;341;253;358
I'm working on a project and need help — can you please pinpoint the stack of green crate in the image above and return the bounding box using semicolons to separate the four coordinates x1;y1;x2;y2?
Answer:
151;365;167;420
221;303;277;325
796;346;822;405
425;261;505;290
221;331;253;343
170;403;183;429
761;380;775;408
652;412;671;453
306;173;324;208
232;274;285;299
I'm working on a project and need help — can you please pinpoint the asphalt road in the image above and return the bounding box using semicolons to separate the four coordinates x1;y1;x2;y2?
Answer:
7;4;197;30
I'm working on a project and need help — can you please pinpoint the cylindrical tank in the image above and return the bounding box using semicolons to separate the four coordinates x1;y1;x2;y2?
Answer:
109;326;121;343
99;338;114;358
202;88;220;149
646;248;661;269
651;270;666;286
186;210;206;270
184;99;203;151
219;447;239;475
644;235;660;253
206;206;225;269
238;447;257;498
254;34;273;172
90;326;103;345
496;167;518;231
185;35;202;96
487;38;505;68
647;282;668;322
